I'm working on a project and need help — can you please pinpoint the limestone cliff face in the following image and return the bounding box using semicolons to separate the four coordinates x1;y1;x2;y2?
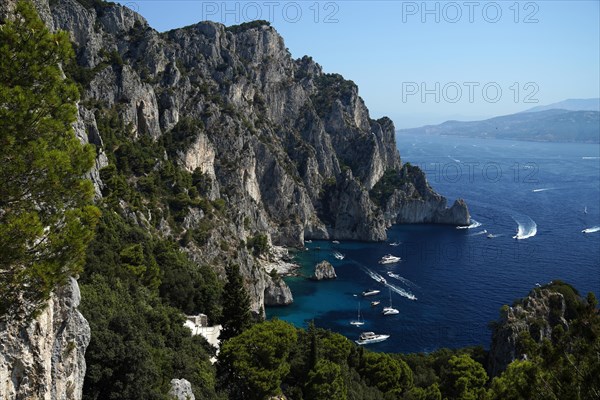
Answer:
22;0;468;314
0;278;90;400
488;287;568;376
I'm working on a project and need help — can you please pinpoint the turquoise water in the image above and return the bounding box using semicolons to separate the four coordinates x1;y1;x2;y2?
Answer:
269;134;600;353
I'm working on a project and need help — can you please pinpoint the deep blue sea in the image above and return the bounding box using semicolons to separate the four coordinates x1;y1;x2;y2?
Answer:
268;134;600;353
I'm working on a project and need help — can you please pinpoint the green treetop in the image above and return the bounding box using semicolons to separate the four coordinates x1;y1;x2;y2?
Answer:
0;1;99;320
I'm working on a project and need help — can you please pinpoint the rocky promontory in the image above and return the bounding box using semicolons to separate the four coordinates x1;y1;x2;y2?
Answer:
488;283;571;376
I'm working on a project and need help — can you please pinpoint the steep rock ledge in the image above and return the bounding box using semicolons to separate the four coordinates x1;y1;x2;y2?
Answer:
0;278;90;400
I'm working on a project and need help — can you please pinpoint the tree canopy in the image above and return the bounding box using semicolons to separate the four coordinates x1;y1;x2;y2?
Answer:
0;0;99;320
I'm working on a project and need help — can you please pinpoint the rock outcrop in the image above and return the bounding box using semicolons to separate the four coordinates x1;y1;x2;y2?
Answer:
0;278;90;400
169;378;195;400
488;287;569;376
264;278;294;306
312;261;337;280
383;164;470;225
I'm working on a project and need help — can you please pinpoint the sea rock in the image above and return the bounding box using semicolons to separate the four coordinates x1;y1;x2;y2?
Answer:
488;287;568;376
312;261;337;280
264;277;294;306
0;278;90;400
169;378;195;400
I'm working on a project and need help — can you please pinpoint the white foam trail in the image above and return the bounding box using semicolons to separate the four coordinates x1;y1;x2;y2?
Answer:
362;267;417;300
386;282;417;301
387;272;420;289
362;267;387;284
582;156;600;160
582;226;600;234
532;188;554;193
469;229;488;236
512;215;537;240
486;233;502;238
457;219;482;230
447;155;461;163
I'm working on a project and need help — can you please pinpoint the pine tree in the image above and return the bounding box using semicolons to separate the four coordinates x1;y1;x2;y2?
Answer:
219;263;252;341
0;1;99;321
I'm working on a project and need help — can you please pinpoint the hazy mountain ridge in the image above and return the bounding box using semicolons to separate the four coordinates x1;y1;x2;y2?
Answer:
523;98;600;113
398;108;600;143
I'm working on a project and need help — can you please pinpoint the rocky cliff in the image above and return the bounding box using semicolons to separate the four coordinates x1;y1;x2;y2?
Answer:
0;278;90;400
488;285;570;376
11;0;467;315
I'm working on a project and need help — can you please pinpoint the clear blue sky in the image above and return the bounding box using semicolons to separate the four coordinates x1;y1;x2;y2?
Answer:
114;1;600;128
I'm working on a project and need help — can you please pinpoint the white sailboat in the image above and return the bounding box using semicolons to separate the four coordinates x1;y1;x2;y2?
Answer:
382;287;399;316
350;297;365;326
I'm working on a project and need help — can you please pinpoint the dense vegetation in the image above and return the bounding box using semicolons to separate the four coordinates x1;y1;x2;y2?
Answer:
216;284;600;400
0;1;99;320
369;169;406;207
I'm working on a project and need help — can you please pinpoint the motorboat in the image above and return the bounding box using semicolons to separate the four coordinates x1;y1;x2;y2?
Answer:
379;254;401;264
370;300;380;307
362;289;380;297
355;331;390;345
332;240;340;244
333;251;345;260
389;241;401;246
487;234;494;239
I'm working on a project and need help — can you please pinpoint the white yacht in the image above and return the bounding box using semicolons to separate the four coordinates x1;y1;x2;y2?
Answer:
379;254;402;264
382;287;399;316
332;240;340;244
362;289;380;297
370;300;380;307
333;251;345;260
355;332;390;345
389;241;401;246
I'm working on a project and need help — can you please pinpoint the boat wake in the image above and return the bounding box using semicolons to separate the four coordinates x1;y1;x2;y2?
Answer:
582;156;600;160
469;229;488;237
363;267;417;300
447;155;461;163
456;219;482;230
362;267;387;285
512;215;537;240
386;283;417;301
532;188;555;193
582;226;600;234
387;272;420;289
